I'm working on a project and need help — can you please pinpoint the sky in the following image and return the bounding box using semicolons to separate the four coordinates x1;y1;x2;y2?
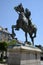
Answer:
0;0;43;46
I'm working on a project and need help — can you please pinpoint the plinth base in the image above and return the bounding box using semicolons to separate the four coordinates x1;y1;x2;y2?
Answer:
7;45;41;65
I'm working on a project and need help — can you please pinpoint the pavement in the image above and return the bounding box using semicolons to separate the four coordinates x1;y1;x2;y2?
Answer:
0;64;7;65
0;61;43;65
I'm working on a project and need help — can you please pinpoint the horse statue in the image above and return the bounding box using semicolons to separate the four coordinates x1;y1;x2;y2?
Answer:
11;3;37;45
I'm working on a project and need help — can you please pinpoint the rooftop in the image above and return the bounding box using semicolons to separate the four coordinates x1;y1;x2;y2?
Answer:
0;26;10;34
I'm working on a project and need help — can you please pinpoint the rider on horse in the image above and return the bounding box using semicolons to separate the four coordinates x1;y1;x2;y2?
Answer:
11;3;37;45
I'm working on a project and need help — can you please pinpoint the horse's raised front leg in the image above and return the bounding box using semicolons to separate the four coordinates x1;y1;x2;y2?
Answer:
11;25;16;39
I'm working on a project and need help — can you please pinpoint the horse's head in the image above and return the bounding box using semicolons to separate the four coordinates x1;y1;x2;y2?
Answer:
14;3;24;13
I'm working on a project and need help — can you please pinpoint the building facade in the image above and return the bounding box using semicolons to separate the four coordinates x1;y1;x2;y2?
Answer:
0;26;12;41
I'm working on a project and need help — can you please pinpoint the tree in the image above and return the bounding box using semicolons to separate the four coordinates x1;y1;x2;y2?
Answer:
8;39;17;46
0;41;8;60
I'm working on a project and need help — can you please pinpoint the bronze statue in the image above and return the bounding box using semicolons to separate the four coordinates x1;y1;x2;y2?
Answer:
12;3;37;45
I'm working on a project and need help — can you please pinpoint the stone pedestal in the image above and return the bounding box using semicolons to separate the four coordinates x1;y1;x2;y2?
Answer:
7;45;41;65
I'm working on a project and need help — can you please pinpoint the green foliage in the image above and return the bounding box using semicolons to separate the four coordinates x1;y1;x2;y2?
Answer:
0;41;8;51
0;39;18;51
8;39;17;45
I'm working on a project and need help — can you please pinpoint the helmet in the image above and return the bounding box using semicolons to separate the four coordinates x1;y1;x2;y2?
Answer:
25;8;31;16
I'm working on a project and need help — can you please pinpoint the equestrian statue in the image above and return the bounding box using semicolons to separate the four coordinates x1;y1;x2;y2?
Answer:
11;3;37;45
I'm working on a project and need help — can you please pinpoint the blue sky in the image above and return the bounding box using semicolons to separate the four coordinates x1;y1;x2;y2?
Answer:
0;0;43;46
